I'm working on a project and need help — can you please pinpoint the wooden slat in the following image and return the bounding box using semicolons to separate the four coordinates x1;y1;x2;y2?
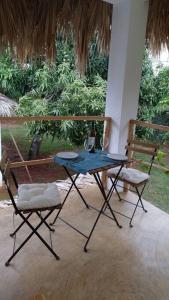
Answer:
124;120;136;190
126;146;156;156
9;128;32;182
10;158;53;168
128;139;160;149
103;119;112;150
126;120;136;167
130;119;169;132
0;150;8;171
142;161;169;172
0;115;111;123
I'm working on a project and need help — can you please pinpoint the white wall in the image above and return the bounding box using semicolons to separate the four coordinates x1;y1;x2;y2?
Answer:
105;0;149;154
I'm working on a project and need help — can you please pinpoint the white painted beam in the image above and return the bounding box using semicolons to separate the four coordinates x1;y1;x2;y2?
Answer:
105;0;149;154
102;0;148;4
0;123;2;186
102;0;118;4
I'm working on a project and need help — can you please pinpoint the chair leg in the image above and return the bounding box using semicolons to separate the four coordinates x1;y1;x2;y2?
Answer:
114;184;123;202
129;198;140;228
37;212;54;249
50;173;80;226
136;187;148;213
103;177;122;212
5;209;60;266
36;212;55;232
10;212;33;237
129;187;147;228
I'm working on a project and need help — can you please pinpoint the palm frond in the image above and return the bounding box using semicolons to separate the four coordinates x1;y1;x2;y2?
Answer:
0;93;17;116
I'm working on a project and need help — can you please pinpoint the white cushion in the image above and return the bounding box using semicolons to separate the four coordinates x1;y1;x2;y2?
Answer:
17;183;61;210
108;167;149;185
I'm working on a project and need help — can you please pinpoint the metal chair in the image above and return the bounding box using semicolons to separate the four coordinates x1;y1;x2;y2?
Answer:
106;139;159;227
0;151;62;266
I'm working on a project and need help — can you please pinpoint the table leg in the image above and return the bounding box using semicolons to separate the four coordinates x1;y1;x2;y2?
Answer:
84;172;122;252
103;164;124;211
50;173;80;225
63;167;89;209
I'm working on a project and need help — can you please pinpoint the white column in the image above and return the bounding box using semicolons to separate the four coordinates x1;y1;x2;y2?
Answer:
0;123;2;186
105;0;149;154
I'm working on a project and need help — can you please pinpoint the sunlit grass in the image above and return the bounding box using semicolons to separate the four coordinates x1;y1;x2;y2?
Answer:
1;125;80;159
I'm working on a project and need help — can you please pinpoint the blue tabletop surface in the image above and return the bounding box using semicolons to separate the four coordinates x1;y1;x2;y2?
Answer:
53;150;123;174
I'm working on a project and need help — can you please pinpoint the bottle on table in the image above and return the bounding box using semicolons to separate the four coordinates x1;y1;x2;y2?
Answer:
88;122;96;153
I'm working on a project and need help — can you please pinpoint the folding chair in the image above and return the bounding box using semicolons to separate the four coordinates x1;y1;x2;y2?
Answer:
106;139;159;227
0;151;62;266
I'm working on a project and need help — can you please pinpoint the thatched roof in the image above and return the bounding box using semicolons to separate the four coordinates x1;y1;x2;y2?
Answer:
146;0;169;56
0;0;112;74
0;93;17;116
0;0;168;73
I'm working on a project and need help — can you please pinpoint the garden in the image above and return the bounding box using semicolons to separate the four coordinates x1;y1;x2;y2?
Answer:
0;39;169;212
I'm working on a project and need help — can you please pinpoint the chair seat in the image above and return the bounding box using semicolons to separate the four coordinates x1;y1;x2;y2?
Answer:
16;183;61;210
108;167;149;185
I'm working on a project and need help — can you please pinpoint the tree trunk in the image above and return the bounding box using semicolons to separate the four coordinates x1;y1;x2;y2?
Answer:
28;134;42;160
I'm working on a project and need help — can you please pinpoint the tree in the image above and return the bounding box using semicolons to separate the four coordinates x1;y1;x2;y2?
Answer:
15;37;108;150
136;48;157;139
138;48;157;122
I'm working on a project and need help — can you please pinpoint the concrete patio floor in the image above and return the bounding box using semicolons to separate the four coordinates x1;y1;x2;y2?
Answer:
0;184;169;300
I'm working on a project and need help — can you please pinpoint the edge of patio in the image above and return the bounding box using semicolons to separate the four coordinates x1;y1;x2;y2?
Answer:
0;184;169;300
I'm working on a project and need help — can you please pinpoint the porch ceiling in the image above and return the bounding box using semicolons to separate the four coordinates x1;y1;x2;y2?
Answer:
0;0;168;74
0;185;169;300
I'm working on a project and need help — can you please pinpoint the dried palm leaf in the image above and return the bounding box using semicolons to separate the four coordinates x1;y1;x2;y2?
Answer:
147;0;169;55
0;93;17;116
0;0;112;74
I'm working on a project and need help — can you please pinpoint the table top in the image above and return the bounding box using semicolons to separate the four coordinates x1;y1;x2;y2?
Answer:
53;150;125;174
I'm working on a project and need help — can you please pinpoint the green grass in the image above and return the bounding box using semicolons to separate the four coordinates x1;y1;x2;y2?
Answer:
143;167;169;213
2;126;80;158
134;152;169;213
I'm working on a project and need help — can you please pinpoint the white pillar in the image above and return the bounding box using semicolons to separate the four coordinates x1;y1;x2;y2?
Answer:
0;122;2;186
105;0;149;154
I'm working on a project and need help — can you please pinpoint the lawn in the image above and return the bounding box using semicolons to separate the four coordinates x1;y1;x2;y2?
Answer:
143;167;169;213
1;125;169;214
135;152;169;213
1;125;81;160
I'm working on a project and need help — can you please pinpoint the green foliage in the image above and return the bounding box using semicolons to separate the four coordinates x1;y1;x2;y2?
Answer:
0;50;28;99
137;48;169;142
14;39;107;144
16;92;50;136
57;72;106;144
86;42;108;83
139;49;157;113
16;61;106;144
137;49;157;139
2;42;169;146
156;150;166;165
155;67;169;101
157;96;169;112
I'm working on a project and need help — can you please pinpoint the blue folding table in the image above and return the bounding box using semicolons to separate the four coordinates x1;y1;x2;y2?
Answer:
51;150;125;251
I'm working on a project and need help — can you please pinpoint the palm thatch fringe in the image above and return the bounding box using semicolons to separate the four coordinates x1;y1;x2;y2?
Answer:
147;0;169;55
0;0;112;74
0;0;168;73
0;93;17;116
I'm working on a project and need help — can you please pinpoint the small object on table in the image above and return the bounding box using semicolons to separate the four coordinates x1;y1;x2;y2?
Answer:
56;152;79;160
100;136;109;151
84;121;96;153
107;153;128;161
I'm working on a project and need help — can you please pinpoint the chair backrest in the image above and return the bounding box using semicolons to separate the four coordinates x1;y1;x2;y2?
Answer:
0;150;8;173
0;151;18;211
126;139;160;175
